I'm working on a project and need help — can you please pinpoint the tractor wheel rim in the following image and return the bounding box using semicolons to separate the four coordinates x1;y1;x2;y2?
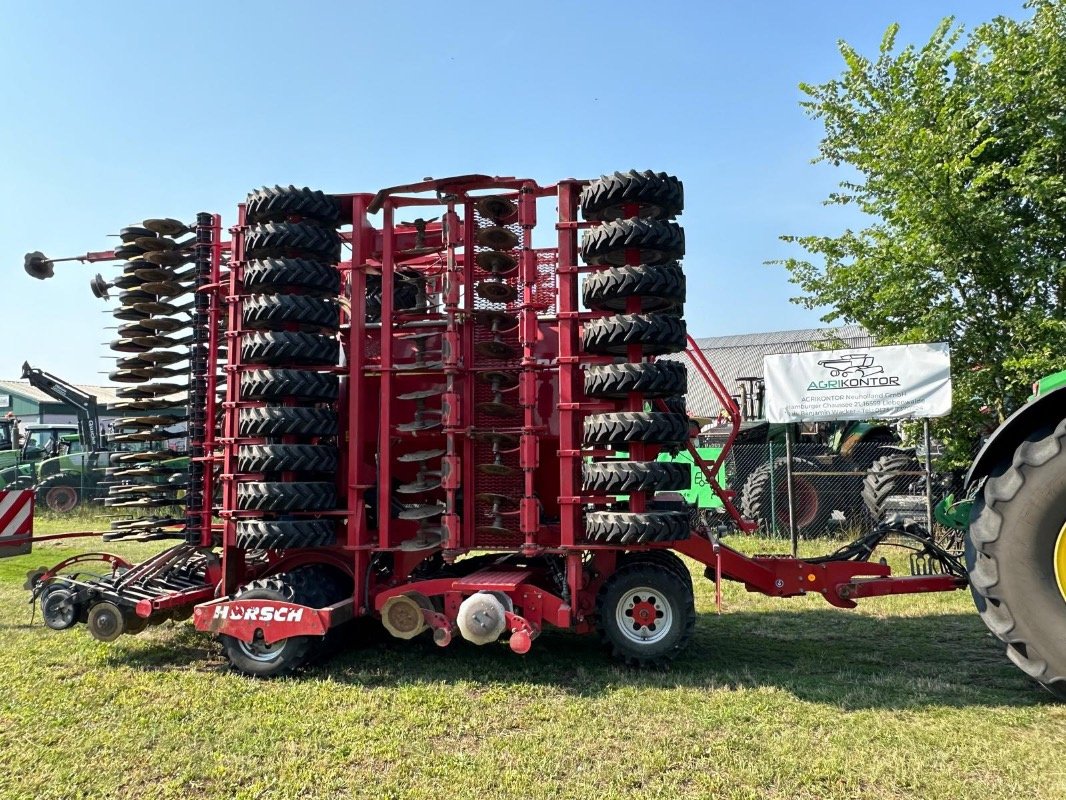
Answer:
1054;520;1066;605
47;486;78;512
237;632;287;663
778;478;819;528
616;586;673;645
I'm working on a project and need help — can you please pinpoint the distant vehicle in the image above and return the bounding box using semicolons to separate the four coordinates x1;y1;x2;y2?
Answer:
817;353;884;378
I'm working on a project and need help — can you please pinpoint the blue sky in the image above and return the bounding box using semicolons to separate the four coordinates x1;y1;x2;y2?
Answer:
0;0;1022;384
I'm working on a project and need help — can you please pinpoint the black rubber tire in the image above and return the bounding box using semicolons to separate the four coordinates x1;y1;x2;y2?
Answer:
584;361;687;399
740;457;833;537
582;262;685;313
242;332;339;367
582;314;687;357
244;222;341;263
241;369;339;402
580;218;684;267
582;461;691;493
621;550;693;590
365;272;422;322
583;412;690;448
580;170;684;222
586;511;691;544
35;475;83;513
862;450;921;522
242;258;341;296
245;186;340;227
237;444;338;474
595;562;695;666
236;481;336;512
238;407;338;437
967;422;1066;699
39;583;79;630
243;295;340;332
235;519;336;550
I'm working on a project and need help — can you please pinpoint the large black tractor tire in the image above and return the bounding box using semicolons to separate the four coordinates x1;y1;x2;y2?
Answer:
595;562;696;666
583;412;690;448
243;295;340;332
365;272;422;322
582;313;687;357
241;369;339;402
36;474;84;513
245;186;340;227
582;460;691;493
220;565;344;677
584;360;687;399
242;332;339;367
582;262;685;314
243;222;342;264
580;170;684;222
967;422;1066;699
238;406;338;438
862;450;921;522
585;511;691;544
237;444;338;474
580;218;685;267
236;481;336;512
740;457;834;537
621;550;694;590
241;258;341;296
235;519;336;550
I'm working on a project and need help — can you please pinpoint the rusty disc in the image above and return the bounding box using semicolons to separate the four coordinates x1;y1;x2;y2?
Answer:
475;226;519;251
474;340;518;360
471;431;519;448
475;195;518;223
397;449;446;463
134;236;177;252
475;280;518;303
477;462;518;476
475;250;518;275
475;492;518;507
143;250;192;267
477;370;519;388
397;385;446;401
143;218;190;237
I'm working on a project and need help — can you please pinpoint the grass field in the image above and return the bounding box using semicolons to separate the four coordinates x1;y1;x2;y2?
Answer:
1;514;1064;800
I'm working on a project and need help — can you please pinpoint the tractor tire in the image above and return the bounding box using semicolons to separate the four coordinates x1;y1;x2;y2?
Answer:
245;186;341;227
740;457;833;537
237;444;338;474
580;218;684;267
235;519;336;550
242;258;341;296
586;511;691;544
580;170;684;222
241;332;339;367
365;272;422;322
862;450;921;522
238;406;338;437
621;550;693;590
967;421;1066;699
241;369;339;402
582;262;685;314
35;474;83;513
582;461;691;493
243;295;340;332
236;481;335;512
583;412;690;448
595;561;695;666
243;222;341;263
584;361;687;399
582;313;687;357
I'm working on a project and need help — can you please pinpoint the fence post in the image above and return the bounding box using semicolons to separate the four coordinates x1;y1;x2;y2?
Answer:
785;426;797;557
923;417;934;534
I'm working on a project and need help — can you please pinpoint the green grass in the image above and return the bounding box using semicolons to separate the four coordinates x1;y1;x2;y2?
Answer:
1;515;1065;800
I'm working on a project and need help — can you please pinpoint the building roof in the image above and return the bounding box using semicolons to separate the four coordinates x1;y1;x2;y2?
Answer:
0;379;123;407
666;324;875;416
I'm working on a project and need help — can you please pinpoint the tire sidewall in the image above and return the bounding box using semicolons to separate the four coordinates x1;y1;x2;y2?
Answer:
598;565;691;664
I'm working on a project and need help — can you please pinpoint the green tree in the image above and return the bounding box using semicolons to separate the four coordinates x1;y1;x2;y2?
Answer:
776;0;1066;463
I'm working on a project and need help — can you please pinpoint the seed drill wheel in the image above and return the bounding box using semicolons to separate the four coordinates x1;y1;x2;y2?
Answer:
967;422;1066;698
39;584;78;630
596;562;695;666
87;601;126;642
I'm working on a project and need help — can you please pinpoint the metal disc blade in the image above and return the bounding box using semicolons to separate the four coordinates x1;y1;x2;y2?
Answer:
474;340;518;360
476;401;519;418
475;281;518;303
398;504;445;520
475;196;518;224
110;339;151;353
396;418;442;432
397;479;443;494
477;370;519;388
134;236;176;252
471;431;519;448
475;226;519;250
119;226;155;243
397;385;446;401
143;218;190;237
397;449;446;463
477;463;518;476
143;250;192;267
475;250;518;274
475;492;518;507
398;530;444;551
469;309;518;330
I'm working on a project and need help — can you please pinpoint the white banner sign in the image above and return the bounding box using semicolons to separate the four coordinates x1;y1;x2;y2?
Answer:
764;342;952;423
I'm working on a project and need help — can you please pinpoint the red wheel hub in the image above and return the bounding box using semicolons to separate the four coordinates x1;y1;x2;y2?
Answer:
630;598;658;627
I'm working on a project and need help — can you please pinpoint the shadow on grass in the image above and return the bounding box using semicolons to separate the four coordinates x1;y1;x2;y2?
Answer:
101;608;1048;710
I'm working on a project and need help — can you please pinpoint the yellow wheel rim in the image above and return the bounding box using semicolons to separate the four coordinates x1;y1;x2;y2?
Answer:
1055;521;1066;605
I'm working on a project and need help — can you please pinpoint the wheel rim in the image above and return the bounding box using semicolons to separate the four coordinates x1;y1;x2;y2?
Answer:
46;486;78;513
42;589;76;628
776;478;819;528
615;586;673;645
236;631;288;663
1053;520;1066;605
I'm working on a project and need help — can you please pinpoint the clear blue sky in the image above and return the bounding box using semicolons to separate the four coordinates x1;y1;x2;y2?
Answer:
0;0;1023;384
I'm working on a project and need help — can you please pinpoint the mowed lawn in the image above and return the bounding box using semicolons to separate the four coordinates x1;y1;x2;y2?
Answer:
0;515;1064;800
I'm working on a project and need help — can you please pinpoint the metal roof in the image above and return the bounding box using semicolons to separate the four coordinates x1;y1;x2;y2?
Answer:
0;379;123;407
665;324;875;416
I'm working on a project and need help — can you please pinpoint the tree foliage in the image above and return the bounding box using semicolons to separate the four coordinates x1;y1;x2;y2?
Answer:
776;0;1066;462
